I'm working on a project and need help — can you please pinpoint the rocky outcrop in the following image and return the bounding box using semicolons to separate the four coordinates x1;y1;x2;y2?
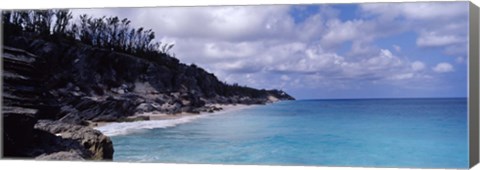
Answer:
4;36;294;125
3;108;37;157
34;120;114;160
36;151;86;160
3;46;44;157
2;46;113;160
2;34;294;160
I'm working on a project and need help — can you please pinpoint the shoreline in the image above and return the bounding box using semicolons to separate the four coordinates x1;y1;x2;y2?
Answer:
90;103;258;133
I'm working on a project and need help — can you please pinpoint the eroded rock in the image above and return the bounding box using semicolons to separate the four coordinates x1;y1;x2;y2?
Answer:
34;120;114;160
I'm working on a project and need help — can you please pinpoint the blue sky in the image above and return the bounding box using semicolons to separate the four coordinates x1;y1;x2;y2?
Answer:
73;2;469;99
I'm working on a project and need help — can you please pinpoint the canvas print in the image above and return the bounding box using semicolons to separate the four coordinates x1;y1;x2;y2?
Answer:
1;1;473;169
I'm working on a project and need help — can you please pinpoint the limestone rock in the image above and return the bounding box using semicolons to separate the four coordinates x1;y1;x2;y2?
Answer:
36;151;85;160
34;120;114;160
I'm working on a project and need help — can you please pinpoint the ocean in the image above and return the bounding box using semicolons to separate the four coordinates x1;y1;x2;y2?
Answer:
96;98;468;168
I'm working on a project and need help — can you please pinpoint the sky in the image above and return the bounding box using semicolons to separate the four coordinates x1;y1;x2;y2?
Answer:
72;2;469;99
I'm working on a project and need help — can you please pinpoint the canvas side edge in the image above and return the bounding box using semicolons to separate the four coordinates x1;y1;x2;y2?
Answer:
0;9;5;159
469;2;480;169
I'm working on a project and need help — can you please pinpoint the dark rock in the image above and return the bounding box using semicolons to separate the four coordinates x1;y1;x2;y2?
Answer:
135;103;155;113
36;151;85;160
58;97;138;123
29;129;91;159
2;46;44;158
3;33;295;160
2;112;37;157
35;120;114;160
159;102;182;114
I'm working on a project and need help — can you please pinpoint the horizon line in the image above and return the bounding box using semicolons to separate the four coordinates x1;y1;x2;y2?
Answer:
295;96;468;100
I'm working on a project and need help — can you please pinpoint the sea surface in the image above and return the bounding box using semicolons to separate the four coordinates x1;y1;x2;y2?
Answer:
97;98;468;168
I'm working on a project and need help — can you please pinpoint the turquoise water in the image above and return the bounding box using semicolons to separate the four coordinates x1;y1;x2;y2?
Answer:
102;98;468;168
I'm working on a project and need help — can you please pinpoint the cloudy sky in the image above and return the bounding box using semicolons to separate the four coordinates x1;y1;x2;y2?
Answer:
72;2;469;99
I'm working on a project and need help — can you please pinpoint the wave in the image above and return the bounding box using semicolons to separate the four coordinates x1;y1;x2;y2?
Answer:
94;114;205;136
94;104;255;136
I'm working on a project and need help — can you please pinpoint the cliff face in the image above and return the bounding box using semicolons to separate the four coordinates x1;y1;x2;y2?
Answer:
3;8;295;161
2;35;294;159
5;35;294;123
2;46;114;160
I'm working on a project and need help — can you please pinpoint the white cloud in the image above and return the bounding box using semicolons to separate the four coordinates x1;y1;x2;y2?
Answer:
391;73;414;80
360;2;467;21
432;63;454;73
399;3;466;20
267;48;416;83
203;42;257;59
455;56;465;64
416;31;464;47
444;44;468;55
73;6;295;42
393;45;401;52
70;3;466;95
321;19;365;47
411;61;426;72
347;40;379;58
280;75;291;81
360;2;468;55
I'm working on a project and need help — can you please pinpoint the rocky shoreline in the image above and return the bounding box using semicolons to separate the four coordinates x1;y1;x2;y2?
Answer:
2;34;294;160
3;46;114;160
2;10;294;161
92;104;257;137
90;104;242;128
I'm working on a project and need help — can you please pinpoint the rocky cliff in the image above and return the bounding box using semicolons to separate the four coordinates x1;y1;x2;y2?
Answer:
2;34;294;160
2;46;114;160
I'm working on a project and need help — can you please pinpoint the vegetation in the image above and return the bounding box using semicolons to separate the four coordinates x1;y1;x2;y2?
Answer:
2;9;174;56
2;9;292;101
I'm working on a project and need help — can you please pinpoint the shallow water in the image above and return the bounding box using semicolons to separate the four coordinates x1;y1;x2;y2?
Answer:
101;98;468;168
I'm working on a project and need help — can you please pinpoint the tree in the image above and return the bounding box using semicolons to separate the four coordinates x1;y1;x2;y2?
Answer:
78;14;90;43
106;16;119;49
34;10;54;35
118;18;131;51
53;9;72;35
5;9;176;61
94;16;107;47
18;11;33;31
128;28;136;52
2;10;12;25
67;23;79;39
11;11;22;26
161;43;174;54
135;27;144;51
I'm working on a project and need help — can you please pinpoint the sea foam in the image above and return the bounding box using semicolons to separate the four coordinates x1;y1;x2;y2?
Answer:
111;99;468;168
95;105;253;136
94;114;205;136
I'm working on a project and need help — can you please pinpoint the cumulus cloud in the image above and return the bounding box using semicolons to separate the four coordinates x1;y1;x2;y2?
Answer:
416;31;464;47
411;61;426;72
321;19;372;48
360;2;467;21
70;2;468;98
455;56;466;64
393;45;401;52
360;2;468;55
433;63;454;73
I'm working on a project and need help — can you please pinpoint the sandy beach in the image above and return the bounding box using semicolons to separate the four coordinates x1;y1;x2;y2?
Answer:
91;104;255;129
